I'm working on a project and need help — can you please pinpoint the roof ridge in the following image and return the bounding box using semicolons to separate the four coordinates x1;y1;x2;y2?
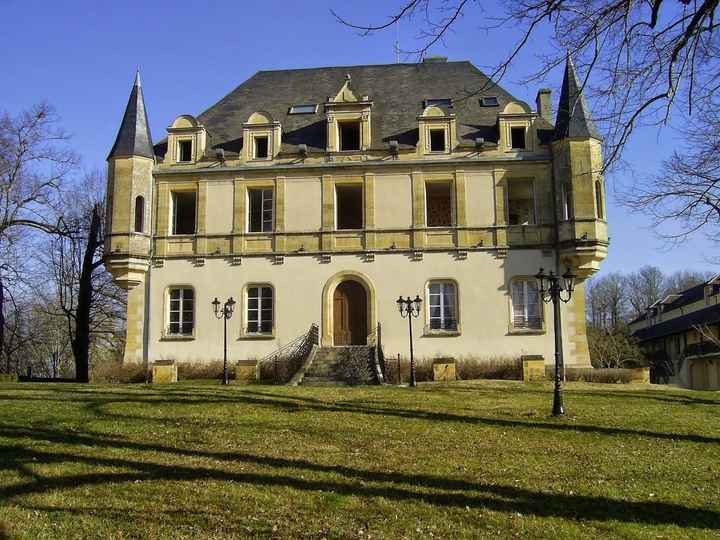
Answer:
255;60;473;74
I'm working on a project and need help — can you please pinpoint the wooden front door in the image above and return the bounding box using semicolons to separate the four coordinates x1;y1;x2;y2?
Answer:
333;280;367;345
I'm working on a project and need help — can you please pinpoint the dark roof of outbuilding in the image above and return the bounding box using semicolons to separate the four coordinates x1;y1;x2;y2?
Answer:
154;61;546;157
109;71;154;160
553;55;601;141
629;282;713;324
632;303;720;342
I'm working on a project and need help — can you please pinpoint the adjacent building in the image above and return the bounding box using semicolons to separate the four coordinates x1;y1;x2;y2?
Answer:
104;57;608;372
630;275;720;390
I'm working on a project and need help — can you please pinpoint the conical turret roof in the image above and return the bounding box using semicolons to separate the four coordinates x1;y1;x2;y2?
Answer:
108;70;154;160
554;55;601;141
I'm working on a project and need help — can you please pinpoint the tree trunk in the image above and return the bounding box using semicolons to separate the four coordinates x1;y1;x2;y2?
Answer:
73;205;101;383
0;274;5;374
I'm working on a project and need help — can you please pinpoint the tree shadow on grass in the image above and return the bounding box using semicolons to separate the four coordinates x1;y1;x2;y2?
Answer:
0;434;717;532
3;385;719;445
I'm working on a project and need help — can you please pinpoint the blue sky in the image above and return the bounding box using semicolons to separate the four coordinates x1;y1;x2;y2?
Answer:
1;0;714;276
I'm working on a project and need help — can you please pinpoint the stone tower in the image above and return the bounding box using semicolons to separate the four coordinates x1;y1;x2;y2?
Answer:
551;54;609;366
105;70;154;364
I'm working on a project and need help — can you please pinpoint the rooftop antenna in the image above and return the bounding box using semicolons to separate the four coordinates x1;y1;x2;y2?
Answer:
395;18;400;63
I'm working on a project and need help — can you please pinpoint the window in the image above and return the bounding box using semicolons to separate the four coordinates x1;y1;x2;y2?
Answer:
511;279;542;330
172;191;196;235
424;98;452;108
178;140;193;162
336;184;363;229
339;120;361;151
289;104;317;114
425;181;453;227
167;287;194;335
134;195;144;233
561;182;573;220
247;285;273;334
248;188;273;232
508;179;535;225
510;127;526;149
429;129;446;152
428;281;458;331
254;136;269;159
595;180;604;220
480;96;499;107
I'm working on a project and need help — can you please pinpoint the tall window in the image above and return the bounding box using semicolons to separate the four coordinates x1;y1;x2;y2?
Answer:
510;127;526;149
561;183;573;221
178;140;193;162
248;188;273;232
168;287;194;335
428;281;458;331
339;120;361;151
247;285;273;334
507;179;535;225
425;181;453;227
336;184;363;229
134;195;145;233
429;129;446;152
595;180;604;220
254;136;269;159
511;279;542;330
172;191;197;235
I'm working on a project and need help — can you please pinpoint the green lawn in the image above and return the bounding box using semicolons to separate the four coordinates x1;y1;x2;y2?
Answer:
0;380;718;539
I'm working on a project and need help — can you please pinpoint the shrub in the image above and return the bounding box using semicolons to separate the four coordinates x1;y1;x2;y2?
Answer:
382;355;522;383
549;366;634;384
92;361;147;384
177;361;225;380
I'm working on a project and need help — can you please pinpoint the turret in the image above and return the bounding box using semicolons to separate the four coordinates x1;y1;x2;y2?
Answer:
551;55;608;279
105;70;154;363
105;69;154;288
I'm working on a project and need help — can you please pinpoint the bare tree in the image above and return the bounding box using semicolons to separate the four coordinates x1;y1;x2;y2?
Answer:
586;272;628;329
46;172;126;381
0;103;77;372
664;269;714;294
335;1;720;239
626;265;666;319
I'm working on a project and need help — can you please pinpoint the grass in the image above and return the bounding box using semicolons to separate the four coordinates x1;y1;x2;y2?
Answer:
0;380;718;539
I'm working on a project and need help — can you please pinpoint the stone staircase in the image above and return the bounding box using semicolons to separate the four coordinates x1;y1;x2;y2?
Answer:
300;346;374;385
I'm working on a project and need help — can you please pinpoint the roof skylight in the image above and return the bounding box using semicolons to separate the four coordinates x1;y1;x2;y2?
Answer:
288;104;318;114
424;98;453;109
480;96;499;107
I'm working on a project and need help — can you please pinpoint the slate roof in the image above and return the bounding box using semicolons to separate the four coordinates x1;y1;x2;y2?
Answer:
632;303;720;342
630;282;714;324
553;55;601;141
154;61;552;158
108;71;154;160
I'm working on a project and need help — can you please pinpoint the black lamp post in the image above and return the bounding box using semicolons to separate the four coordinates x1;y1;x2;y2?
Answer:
212;296;236;385
396;295;422;387
535;267;576;416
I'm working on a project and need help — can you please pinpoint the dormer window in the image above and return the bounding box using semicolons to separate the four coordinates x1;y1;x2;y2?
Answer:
429;129;446;152
178;140;193;162
339;120;361;151
254;136;269;159
510;127;526;149
166;115;207;164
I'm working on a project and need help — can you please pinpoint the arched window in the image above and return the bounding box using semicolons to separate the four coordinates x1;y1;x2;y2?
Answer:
134;195;145;233
595;180;604;220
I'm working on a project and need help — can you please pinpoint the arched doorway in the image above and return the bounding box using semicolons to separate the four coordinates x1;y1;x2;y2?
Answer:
333;280;368;345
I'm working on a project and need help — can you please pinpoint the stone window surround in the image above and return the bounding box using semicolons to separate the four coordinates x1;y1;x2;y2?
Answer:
161;285;196;340
499;116;534;153
239;283;276;340
507;276;545;335
325;106;372;153
423;278;461;337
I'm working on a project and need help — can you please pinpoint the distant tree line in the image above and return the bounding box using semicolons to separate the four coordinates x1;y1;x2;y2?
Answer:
584;267;713;368
0;103;126;380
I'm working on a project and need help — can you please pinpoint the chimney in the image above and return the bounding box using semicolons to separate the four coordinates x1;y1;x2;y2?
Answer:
536;88;552;122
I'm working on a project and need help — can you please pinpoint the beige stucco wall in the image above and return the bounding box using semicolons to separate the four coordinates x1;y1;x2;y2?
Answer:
374;174;412;229
465;170;496;226
146;250;585;365
284;177;322;232
205;181;234;234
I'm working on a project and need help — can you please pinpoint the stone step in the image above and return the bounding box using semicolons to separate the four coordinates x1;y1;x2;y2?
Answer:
301;376;346;386
299;345;375;385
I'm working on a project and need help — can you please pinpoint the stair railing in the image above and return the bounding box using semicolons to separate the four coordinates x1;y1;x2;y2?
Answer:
257;323;319;383
366;322;385;384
